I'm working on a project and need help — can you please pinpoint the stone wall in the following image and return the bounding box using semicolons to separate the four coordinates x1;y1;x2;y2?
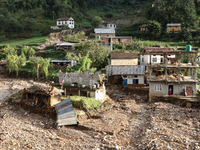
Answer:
59;71;101;86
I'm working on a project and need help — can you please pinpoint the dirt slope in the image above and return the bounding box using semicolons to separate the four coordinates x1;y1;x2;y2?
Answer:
0;79;200;149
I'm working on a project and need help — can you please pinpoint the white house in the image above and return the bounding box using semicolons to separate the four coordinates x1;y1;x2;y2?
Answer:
102;23;117;29
140;47;175;66
57;17;74;29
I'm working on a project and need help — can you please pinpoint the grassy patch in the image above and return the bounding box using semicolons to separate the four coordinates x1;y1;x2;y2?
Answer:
0;36;49;46
61;96;102;110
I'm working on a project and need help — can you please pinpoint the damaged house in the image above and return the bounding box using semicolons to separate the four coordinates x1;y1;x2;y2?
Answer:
59;71;106;100
147;48;199;101
20;87;64;117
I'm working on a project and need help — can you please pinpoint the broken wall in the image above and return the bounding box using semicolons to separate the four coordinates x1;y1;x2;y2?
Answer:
59;71;101;86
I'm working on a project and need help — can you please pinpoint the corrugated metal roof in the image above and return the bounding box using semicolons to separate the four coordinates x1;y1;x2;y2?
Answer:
109;52;138;59
167;23;181;27
94;28;115;34
140;24;148;27
50;60;76;63
56;43;74;46
54;98;77;126
106;65;145;76
107;36;132;38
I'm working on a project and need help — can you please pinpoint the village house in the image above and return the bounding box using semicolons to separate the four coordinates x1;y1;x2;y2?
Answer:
106;65;145;87
56;17;74;29
59;71;106;101
106;52;145;87
101;36;132;44
147;48;199;101
167;23;181;32
102;23;117;29
139;24;148;31
108;52;138;66
55;43;74;51
94;28;115;38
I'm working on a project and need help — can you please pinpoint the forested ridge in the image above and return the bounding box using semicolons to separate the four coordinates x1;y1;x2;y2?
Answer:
0;0;200;38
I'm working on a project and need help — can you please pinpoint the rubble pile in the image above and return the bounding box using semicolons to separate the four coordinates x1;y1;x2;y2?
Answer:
19;86;62;118
0;78;200;149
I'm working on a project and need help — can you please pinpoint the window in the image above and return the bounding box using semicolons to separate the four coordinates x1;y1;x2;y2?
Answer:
142;57;144;62
134;75;138;78
152;57;157;62
110;25;112;27
161;58;163;63
154;84;162;91
114;25;116;27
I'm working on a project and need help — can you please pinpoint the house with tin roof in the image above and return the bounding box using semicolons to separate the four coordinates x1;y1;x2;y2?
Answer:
101;36;132;44
167;23;181;32
56;17;74;29
94;28;115;38
139;24;148;31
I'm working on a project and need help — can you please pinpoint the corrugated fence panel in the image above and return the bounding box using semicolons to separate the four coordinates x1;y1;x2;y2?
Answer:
54;98;77;126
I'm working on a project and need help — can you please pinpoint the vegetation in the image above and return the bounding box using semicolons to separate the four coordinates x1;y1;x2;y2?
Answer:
91;16;103;28
61;96;102;110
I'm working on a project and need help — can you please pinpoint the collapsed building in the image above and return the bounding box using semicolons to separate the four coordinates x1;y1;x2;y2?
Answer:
20;86;64;117
59;71;106;100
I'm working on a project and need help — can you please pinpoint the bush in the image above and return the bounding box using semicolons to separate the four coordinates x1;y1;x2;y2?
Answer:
61;96;102;110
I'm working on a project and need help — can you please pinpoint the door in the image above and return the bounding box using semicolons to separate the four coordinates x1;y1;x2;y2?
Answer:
168;85;173;95
123;79;127;86
186;87;193;96
133;79;139;84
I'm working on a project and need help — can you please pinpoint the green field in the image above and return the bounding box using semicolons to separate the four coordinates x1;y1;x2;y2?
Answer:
0;36;49;46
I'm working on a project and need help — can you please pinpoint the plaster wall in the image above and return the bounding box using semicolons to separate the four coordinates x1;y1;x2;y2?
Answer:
149;82;197;97
111;58;138;65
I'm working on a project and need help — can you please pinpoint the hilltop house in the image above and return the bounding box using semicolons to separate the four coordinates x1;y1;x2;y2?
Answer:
94;28;115;38
108;52;138;66
57;17;74;29
102;23;117;29
139;24;148;31
167;23;181;32
147;49;199;101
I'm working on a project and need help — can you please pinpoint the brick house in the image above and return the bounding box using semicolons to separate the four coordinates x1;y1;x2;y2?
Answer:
101;36;132;44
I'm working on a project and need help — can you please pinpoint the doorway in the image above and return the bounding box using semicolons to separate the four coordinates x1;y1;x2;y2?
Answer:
168;85;173;95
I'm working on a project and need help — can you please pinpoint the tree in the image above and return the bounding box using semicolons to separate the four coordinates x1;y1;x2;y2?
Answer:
19;46;35;59
91;16;102;28
30;57;50;79
1;45;17;60
6;54;26;77
147;20;161;39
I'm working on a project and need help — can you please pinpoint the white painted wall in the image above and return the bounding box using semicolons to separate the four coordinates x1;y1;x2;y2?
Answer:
57;17;74;29
123;75;144;84
95;90;104;100
140;54;175;65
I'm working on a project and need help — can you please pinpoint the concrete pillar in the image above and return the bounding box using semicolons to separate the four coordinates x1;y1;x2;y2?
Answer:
165;68;167;81
178;69;180;84
78;90;80;96
195;68;197;80
149;68;152;80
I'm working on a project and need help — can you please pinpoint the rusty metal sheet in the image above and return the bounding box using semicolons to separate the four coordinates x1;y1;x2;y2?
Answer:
54;98;77;126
